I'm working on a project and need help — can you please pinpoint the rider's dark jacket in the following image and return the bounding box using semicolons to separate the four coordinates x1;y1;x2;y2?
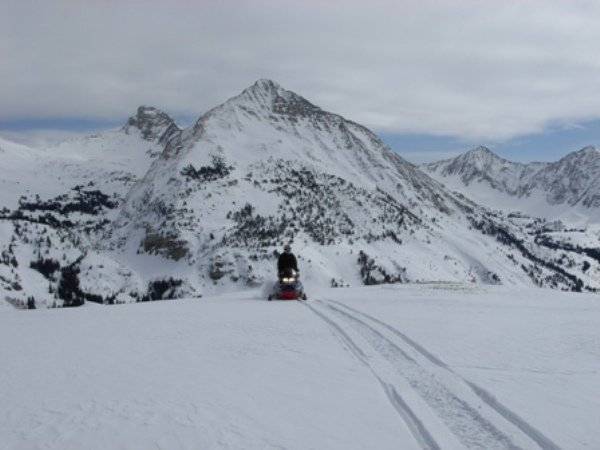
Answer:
278;252;298;274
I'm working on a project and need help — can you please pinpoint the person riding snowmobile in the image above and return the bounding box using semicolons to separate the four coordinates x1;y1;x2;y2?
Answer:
269;244;306;300
277;244;298;278
267;244;307;300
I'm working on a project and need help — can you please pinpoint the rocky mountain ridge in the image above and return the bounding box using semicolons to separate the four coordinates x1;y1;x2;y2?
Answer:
423;145;600;216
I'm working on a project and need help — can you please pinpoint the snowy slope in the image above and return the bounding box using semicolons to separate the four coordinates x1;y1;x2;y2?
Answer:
0;107;176;211
0;137;56;210
0;108;180;307
1;285;598;449
423;146;600;223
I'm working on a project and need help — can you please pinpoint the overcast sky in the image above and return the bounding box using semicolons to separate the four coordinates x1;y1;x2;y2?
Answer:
2;0;600;162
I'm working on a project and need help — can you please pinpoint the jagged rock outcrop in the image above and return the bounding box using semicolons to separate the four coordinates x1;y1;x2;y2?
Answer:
124;106;181;144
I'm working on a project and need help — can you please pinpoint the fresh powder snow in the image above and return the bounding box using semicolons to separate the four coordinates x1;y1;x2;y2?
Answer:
1;284;598;449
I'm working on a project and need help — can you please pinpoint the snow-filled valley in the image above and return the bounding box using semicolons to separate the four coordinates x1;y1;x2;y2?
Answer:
2;284;598;450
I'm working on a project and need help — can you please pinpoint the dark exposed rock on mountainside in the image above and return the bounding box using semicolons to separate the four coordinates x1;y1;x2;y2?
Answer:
124;106;181;143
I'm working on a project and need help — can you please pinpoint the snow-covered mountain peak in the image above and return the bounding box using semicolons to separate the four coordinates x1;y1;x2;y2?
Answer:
422;145;546;202
578;145;598;153
453;146;510;169
210;79;323;120
241;79;297;104
123;106;180;143
424;145;527;181
246;78;283;94
168;79;425;194
530;145;600;208
559;145;599;162
464;145;498;159
423;142;600;217
542;145;600;173
460;145;519;165
468;145;494;155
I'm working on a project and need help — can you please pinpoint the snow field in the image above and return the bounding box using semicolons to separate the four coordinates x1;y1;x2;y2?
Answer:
2;284;599;449
0;291;416;450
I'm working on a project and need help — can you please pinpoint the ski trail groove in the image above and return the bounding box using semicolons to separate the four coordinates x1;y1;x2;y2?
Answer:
379;380;443;450
318;301;518;450
464;382;561;450
325;299;562;450
303;302;441;450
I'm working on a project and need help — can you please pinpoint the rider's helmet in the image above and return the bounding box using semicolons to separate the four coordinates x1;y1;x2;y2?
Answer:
284;244;291;253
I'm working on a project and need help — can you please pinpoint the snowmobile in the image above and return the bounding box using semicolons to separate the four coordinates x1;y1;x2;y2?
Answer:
268;268;307;301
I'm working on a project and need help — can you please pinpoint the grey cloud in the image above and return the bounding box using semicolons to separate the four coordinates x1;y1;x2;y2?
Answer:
2;0;600;140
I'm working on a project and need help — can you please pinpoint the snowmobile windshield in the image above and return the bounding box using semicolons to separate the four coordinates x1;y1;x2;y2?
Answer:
280;268;297;278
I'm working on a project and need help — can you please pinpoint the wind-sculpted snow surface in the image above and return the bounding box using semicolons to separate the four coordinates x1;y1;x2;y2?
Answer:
3;80;600;307
1;284;597;449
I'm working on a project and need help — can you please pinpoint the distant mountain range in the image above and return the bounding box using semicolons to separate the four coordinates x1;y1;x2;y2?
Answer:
423;145;600;222
2;80;600;309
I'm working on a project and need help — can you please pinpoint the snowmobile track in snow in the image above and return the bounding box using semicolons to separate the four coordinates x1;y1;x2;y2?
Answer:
305;299;561;450
324;299;562;450
303;301;441;450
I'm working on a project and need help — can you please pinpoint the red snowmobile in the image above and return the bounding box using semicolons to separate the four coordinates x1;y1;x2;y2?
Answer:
268;268;307;301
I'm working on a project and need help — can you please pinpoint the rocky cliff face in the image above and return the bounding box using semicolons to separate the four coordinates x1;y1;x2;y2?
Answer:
124;106;181;144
